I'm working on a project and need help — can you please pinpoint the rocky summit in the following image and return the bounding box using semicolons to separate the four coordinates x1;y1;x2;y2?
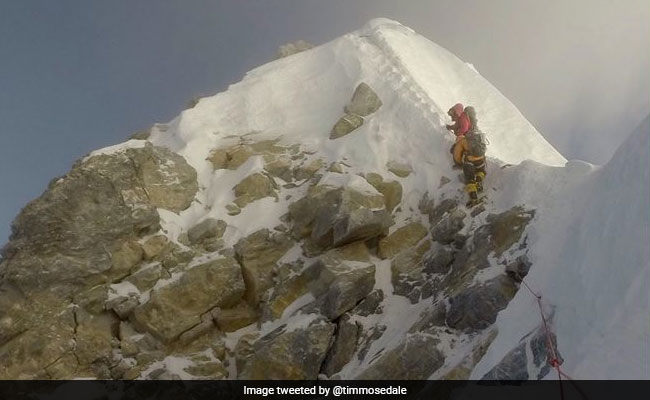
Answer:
1;18;644;381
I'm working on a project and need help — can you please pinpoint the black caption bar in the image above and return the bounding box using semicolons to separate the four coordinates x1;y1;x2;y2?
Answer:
0;380;648;400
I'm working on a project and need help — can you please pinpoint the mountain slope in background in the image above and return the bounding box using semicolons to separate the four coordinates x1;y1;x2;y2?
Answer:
0;19;646;380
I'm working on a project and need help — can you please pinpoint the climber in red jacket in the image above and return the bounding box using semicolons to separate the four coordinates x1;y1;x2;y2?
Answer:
446;103;471;138
446;103;472;161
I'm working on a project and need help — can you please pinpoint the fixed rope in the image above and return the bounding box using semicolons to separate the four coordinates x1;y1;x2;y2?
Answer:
518;277;589;400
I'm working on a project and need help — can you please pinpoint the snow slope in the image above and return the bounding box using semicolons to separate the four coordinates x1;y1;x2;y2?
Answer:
143;18;565;243
472;115;650;379
90;18;646;379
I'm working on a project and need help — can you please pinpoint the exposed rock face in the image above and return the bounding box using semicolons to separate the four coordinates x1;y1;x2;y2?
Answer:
482;325;561;380
131;145;198;213
263;244;375;322
506;255;532;281
423;245;455;274
356;333;445;379
212;302;258;332
133;257;245;342
378;222;427;259
330;113;364;139
364;173;403;213
446;275;517;332
431;208;466;245
234;229;293;305
322;314;361;376
344;83;383;117
2;144;197;294
233;173;278;208
306;257;376;320
0;143;201;379
238;316;335;379
187;219;227;245
391;240;432;298
386;161;413;177
330;83;382;139
0;123;542;380
288;182;393;251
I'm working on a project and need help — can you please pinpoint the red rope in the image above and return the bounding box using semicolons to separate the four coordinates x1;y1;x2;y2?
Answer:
519;277;578;399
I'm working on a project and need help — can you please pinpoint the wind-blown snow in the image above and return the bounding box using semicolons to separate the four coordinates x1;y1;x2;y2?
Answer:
87;17;646;380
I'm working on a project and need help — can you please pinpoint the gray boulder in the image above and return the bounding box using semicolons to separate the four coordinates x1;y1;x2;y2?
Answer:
1;143;197;296
446;275;517;332
330;113;364;139
345;83;383;117
129;145;198;213
234;229;293;305
506;255;532;282
356;333;445;379
305;258;376;320
322;314;361;377
188;218;227;245
132;257;245;342
482;324;561;380
289;184;392;251
239;316;335;379
481;343;529;380
431;208;466;244
423;245;455;274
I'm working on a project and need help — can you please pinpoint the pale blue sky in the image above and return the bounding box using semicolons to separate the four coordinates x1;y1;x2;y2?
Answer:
1;0;648;245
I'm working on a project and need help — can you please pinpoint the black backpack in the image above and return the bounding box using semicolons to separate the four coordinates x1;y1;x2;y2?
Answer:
466;131;487;157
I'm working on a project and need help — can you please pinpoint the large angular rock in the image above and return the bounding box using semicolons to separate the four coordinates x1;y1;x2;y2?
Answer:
391;241;432;283
386;161;413;178
0;307;76;379
356;333;445;379
446;275;517;332
322;314;361;377
481;344;529;380
330;113;364;139
364;173;403;213
378;222;428;259
233;173;277;208
132;257;245;342
1;143;197;297
212;302;259;332
422;245;455;274
310;259;376;320
431;208;466;244
289;179;393;251
294;158;324;181
129;145;198;213
239;316;335;379
188;218;227;245
74;309;118;366
207;139;292;171
264;155;294;182
263;243;374;321
234;229;293;305
480;207;536;257
345;83;383;117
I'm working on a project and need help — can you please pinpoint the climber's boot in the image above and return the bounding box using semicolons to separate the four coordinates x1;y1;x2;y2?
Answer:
475;171;486;193
465;183;481;207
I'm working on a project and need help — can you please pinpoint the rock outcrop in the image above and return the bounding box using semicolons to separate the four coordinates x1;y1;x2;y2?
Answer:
330;83;382;139
238;316;335;379
288;176;393;252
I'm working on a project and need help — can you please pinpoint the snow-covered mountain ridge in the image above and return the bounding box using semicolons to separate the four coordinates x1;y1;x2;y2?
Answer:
0;18;647;380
